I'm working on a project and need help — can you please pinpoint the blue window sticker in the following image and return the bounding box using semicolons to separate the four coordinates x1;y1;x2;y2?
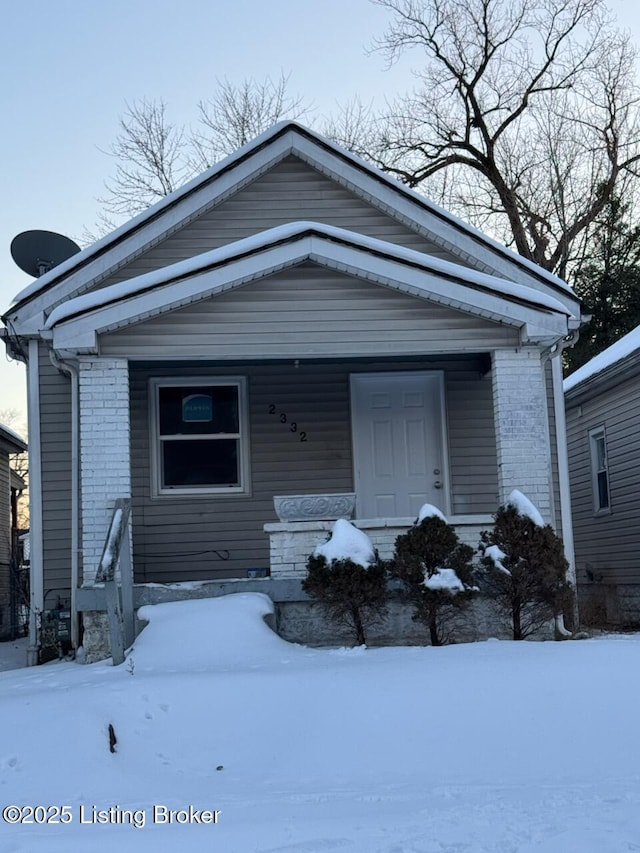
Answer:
182;393;213;422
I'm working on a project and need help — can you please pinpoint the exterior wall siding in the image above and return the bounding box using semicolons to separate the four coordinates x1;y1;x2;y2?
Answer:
566;372;640;621
100;263;520;359
129;357;498;584
95;156;460;292
38;342;73;608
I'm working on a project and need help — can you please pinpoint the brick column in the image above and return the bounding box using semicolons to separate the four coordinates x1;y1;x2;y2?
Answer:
78;358;131;584
491;348;552;524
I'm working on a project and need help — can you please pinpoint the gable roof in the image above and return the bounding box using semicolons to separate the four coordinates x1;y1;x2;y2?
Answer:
4;122;579;336
564;325;640;398
44;222;573;353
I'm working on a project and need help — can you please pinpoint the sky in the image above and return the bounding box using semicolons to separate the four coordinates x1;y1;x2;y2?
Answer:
1;0;639;428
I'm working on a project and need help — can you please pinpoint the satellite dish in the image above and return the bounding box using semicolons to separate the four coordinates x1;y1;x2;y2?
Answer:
10;230;81;278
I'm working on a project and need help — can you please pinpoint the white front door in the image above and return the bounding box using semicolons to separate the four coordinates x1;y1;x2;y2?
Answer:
350;371;448;519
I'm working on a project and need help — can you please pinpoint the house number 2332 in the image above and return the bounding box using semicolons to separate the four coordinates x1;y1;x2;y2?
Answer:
268;404;307;441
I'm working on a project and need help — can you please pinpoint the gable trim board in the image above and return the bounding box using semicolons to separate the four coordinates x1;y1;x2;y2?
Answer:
44;224;572;354
4;123;580;336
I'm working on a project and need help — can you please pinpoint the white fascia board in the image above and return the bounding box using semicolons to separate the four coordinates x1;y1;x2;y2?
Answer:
51;232;568;351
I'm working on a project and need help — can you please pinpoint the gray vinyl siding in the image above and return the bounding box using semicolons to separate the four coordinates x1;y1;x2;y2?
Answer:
566;373;640;586
38;342;73;606
100;263;519;358
129;357;498;583
95;156;464;291
446;369;499;515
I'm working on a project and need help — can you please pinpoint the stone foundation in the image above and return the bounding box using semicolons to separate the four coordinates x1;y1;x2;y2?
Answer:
77;575;555;664
275;594;537;646
578;582;640;628
80;611;112;663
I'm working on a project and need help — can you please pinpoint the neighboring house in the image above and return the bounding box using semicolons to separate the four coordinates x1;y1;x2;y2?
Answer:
564;326;640;626
1;122;581;660
0;423;27;640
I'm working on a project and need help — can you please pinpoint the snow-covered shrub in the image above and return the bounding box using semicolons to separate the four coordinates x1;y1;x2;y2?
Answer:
480;490;573;640
390;505;476;646
302;520;388;646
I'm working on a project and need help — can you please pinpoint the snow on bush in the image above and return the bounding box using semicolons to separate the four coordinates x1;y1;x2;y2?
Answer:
423;567;465;593
483;544;510;575
506;489;544;527
314;519;375;568
417;503;447;523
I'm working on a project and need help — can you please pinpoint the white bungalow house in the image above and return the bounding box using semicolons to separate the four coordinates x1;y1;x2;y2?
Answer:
1;123;581;660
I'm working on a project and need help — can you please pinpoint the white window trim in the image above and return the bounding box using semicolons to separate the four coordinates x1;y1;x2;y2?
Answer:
149;376;250;498
588;425;610;515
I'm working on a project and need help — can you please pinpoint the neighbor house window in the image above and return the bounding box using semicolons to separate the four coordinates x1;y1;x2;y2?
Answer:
589;426;610;513
150;377;249;496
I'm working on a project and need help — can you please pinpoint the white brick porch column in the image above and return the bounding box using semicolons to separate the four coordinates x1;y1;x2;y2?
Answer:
491;348;552;524
78;358;131;584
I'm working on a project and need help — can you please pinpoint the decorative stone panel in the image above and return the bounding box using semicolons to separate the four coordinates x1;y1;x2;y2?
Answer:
274;493;356;522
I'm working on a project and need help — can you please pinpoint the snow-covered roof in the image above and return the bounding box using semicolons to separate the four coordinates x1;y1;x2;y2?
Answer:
7;122;577;325
564;326;640;394
0;422;27;453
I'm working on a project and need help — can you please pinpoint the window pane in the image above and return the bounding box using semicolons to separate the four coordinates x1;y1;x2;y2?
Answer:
597;470;609;510
595;436;606;470
159;386;239;436
162;439;239;487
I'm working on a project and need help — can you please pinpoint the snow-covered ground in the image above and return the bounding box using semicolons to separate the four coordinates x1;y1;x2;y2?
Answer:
0;637;28;673
1;593;639;852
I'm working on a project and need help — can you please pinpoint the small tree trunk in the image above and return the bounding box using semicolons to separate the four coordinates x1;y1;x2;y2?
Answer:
429;611;441;646
512;599;522;641
351;607;366;646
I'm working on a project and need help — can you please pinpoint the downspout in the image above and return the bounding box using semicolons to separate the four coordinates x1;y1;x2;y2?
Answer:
549;333;579;629
49;349;80;650
26;340;43;665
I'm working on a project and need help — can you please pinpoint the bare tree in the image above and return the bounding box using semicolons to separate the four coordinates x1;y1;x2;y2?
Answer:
363;0;640;277
95;74;308;225
190;74;308;172
99;98;189;218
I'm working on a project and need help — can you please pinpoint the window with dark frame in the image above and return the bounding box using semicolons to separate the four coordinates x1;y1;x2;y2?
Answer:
589;427;610;513
151;379;248;495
